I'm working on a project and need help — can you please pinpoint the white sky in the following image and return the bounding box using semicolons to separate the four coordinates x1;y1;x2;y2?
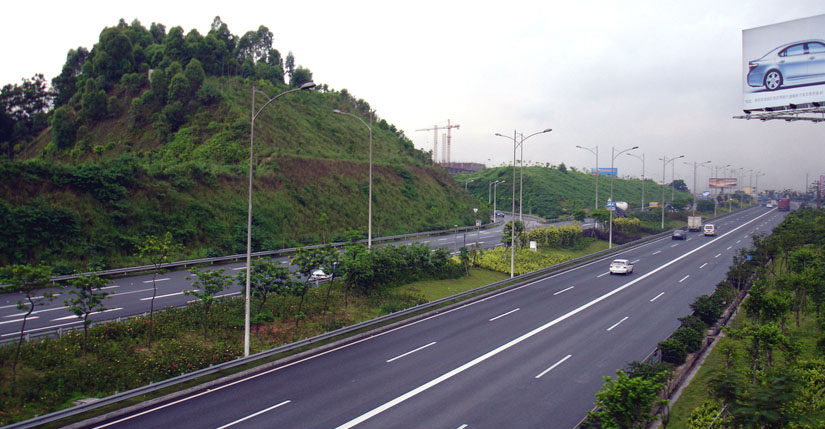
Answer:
5;0;825;192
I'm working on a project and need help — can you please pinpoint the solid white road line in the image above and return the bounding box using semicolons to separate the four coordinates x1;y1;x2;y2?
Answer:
679;275;690;283
699;263;708;269
386;342;437;363
553;286;574;296
606;316;629;331
535;354;572;379
142;278;170;283
51;308;122;321
0;316;38;325
216;400;291;429
489;308;520;322
335;209;776;429
1;320;84;337
140;291;192;301
650;292;665;302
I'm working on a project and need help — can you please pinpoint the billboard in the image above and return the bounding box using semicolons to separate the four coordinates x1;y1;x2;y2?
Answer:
710;178;737;189
591;167;617;177
743;14;825;110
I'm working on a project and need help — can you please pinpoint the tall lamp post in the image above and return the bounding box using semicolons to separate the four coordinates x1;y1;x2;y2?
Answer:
496;128;552;278
245;81;315;357
333;108;374;250
660;154;684;229
608;146;638;248
576;145;599;209
465;179;474;191
684;160;711;216
626;152;645;212
493;180;505;221
515;130;552;222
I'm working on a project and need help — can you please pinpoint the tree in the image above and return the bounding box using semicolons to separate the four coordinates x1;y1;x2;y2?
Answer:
289;66;313;88
51;105;78;149
184;58;205;91
185;267;231;340
0;264;53;385
671;179;689;193
235;258;289;314
137;232;181;342
501;220;525;247
459;247;471;276
285;51;295;76
587;370;667;428
65;272;110;353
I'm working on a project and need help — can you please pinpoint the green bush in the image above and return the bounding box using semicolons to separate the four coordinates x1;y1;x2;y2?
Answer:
659;338;687;365
671;327;703;353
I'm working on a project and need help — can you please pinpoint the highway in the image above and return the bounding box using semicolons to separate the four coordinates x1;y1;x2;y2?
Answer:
82;206;784;428
0;220;516;339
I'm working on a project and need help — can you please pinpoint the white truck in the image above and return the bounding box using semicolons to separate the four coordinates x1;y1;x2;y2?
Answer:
687;216;702;232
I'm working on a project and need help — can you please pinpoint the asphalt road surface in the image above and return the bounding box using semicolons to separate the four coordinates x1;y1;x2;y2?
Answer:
81;205;784;428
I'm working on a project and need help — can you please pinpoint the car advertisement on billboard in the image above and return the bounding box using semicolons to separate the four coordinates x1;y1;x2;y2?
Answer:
743;14;825;110
710;178;737;189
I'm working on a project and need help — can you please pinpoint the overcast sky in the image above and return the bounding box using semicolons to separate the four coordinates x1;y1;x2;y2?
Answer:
5;1;825;192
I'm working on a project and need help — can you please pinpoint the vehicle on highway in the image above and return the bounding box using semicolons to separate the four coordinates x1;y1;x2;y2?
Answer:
703;224;717;236
495;210;505;218
309;269;331;281
609;259;634;275
747;40;825;91
687;215;702;232
672;229;686;240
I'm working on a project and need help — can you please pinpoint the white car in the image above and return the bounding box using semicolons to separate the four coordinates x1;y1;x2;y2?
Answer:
309;269;331;281
703;224;716;236
609;259;634;275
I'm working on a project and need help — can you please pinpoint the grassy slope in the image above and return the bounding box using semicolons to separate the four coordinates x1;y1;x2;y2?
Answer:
462;166;693;219
3;77;487;269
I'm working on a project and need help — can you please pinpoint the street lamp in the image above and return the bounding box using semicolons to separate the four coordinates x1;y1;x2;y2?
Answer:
515;130;552;222
493;180;505;221
245;81;315;357
333;108;374;250
496;128;552;278
660;154;684;229
684;160;711;216
576;145;599;209
608;146;638;248
465;179;474;191
473;207;479;250
626;152;645;213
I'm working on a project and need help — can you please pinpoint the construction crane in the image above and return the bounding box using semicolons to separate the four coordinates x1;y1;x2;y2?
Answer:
415;120;460;163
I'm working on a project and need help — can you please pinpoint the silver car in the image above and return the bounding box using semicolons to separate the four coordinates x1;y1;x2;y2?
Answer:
747;40;825;91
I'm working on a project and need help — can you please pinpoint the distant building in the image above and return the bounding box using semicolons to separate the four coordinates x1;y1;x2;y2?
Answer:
440;162;486;175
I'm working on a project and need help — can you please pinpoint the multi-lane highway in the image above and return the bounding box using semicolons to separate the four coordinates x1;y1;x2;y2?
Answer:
81;205;784;428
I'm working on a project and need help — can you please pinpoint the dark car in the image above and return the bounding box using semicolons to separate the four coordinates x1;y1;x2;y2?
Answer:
747;40;825;91
672;229;686;240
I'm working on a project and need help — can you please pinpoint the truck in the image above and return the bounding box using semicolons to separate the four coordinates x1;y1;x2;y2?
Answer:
778;197;790;211
687;216;702;232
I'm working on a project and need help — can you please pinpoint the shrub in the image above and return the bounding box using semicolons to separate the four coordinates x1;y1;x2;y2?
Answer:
691;294;725;326
671;327;703;353
659;338;687;365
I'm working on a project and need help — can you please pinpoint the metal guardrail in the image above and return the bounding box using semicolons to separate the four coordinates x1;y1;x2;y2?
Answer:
40;220;505;284
6;206;756;427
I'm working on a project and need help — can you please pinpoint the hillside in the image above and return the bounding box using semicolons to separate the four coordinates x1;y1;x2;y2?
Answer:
462;166;693;219
0;18;485;270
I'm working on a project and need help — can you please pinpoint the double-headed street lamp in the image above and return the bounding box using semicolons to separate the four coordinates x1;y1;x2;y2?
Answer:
496;129;552;278
626;152;645;212
684;160;711;216
245;81;315;357
608;146;638;248
660;154;684;229
576;145;599;209
332;108;374;250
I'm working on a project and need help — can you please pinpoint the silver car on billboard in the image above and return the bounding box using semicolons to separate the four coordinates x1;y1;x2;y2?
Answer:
746;39;825;91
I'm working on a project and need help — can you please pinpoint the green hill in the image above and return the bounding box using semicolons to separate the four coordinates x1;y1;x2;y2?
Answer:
0;18;485;271
461;165;692;219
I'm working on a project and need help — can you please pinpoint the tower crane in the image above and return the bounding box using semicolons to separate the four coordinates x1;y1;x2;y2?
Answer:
415;120;460;163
